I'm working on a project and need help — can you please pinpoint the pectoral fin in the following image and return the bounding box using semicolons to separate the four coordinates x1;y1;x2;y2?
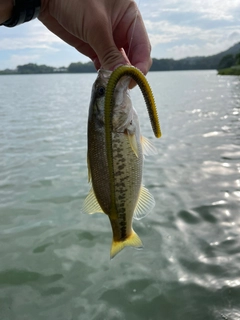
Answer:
133;186;155;220
82;188;104;214
141;136;158;156
127;131;139;158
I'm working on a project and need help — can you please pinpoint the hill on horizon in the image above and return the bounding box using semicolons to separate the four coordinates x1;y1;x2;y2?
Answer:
150;42;240;71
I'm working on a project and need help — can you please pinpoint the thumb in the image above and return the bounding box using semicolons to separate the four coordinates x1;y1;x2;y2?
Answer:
93;46;137;89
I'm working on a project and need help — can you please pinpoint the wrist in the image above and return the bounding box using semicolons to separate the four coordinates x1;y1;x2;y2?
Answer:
0;0;13;24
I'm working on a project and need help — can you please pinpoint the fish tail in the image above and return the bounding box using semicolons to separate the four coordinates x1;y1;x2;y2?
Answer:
110;230;143;259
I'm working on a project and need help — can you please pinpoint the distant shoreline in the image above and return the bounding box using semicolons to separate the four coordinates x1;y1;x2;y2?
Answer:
1;42;239;75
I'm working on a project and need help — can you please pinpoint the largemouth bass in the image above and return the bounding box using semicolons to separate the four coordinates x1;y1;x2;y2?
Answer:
84;66;161;259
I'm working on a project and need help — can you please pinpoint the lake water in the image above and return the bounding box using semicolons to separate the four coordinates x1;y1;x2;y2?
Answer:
0;71;239;320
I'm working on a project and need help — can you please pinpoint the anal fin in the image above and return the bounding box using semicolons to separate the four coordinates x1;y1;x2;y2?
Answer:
133;186;155;220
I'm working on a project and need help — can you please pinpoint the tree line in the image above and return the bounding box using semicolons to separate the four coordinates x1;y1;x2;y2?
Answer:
0;56;239;75
0;62;96;74
0;42;239;75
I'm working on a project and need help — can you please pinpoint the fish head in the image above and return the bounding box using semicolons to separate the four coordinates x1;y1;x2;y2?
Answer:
88;69;139;135
88;69;112;128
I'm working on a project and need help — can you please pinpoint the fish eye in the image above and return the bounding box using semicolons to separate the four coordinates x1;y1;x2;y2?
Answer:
97;86;105;96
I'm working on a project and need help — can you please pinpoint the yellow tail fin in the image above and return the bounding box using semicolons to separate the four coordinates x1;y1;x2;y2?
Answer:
110;230;143;259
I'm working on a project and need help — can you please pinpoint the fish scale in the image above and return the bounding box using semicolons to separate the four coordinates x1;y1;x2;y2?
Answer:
111;131;143;241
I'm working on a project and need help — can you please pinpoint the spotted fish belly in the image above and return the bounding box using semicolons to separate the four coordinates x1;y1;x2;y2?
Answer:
109;131;143;242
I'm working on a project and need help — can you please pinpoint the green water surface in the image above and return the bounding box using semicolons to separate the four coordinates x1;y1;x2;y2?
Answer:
0;71;239;320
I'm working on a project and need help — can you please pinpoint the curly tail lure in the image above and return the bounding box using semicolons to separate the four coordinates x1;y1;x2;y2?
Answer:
104;65;162;217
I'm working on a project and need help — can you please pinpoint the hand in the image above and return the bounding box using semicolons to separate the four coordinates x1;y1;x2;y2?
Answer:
38;0;152;77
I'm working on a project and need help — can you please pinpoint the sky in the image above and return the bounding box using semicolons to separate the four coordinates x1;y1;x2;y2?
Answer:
0;0;240;70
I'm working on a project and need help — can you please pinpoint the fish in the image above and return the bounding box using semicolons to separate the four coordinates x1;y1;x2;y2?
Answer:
83;65;161;259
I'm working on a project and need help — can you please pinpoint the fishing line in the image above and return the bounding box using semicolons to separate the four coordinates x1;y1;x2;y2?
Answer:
127;0;141;58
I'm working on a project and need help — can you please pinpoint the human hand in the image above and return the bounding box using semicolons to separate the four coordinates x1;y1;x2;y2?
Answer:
38;0;152;79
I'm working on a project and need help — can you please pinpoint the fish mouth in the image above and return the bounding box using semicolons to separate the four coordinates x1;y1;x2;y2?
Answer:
98;68;131;112
98;68;112;80
98;68;131;91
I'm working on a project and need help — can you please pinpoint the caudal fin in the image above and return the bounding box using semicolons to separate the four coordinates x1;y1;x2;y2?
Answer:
110;230;143;259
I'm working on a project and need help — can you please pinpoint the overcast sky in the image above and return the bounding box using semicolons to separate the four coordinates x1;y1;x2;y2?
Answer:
0;0;239;69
